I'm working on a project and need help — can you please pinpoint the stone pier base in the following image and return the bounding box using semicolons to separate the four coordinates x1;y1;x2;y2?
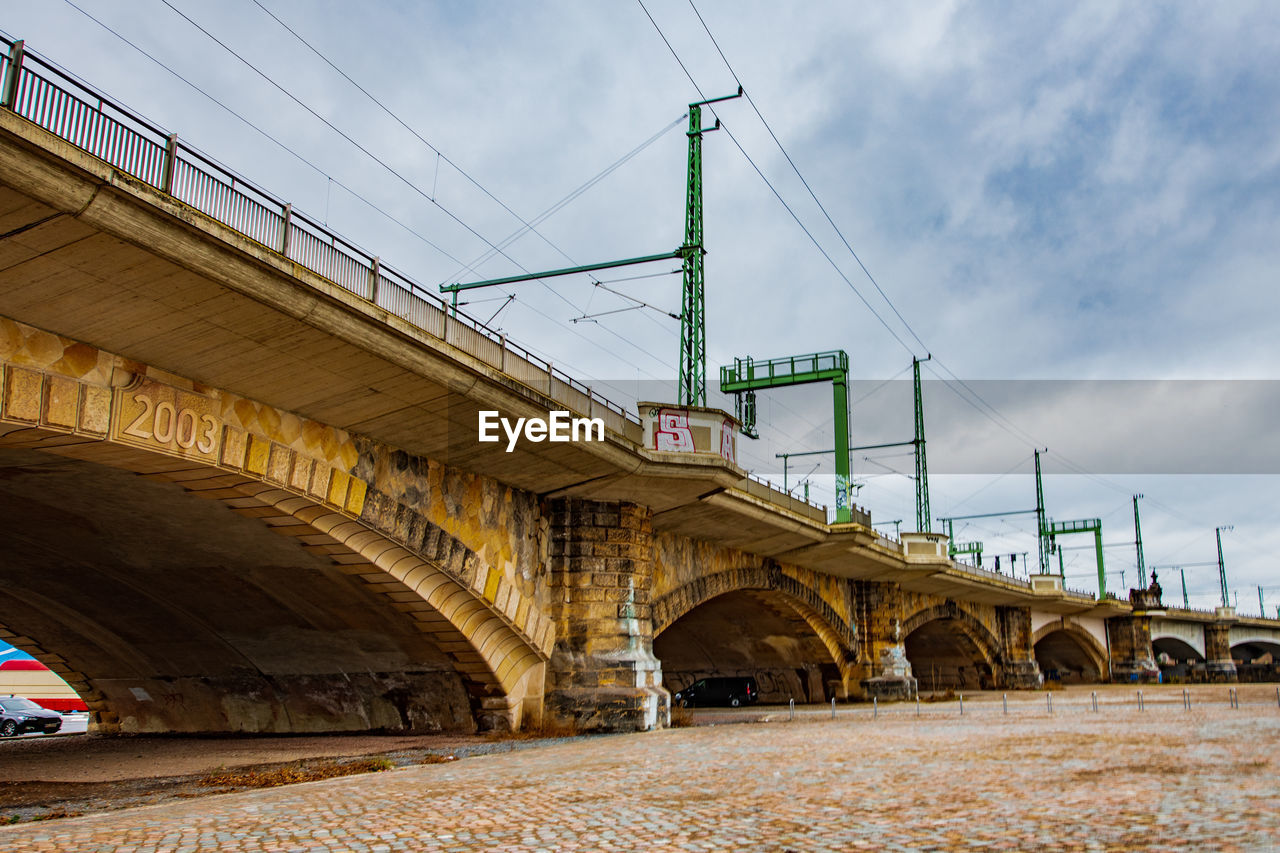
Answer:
544;499;669;732
1001;660;1043;689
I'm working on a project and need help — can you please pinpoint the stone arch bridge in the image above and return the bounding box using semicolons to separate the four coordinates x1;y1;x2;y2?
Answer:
2;53;1276;735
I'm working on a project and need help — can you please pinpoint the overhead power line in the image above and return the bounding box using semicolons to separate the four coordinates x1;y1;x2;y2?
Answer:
250;0;576;273
243;1;729;381
635;0;919;357
57;0;464;265
157;0;523;265
686;0;930;357
154;0;710;384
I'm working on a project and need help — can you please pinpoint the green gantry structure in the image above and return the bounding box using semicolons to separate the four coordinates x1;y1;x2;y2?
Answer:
720;350;852;523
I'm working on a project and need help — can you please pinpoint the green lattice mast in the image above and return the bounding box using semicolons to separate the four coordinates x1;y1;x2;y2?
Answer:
913;356;931;532
679;89;741;407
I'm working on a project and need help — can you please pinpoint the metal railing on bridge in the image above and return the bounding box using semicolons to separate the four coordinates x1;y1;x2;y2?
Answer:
0;37;856;531
0;37;638;437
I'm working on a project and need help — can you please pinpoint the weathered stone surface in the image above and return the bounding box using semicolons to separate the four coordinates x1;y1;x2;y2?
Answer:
1107;614;1161;682
546;499;667;732
1203;621;1239;681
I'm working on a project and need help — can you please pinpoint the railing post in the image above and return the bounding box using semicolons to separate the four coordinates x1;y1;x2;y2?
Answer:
369;256;380;305
280;203;293;255
2;40;25;110
160;132;178;193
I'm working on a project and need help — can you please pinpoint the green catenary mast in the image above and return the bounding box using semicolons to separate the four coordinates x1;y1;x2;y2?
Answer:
679;89;741;407
913;356;931;533
441;90;741;410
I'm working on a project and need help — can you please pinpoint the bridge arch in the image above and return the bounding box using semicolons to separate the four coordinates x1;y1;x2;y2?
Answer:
1031;622;1107;683
901;603;1002;692
1231;637;1280;681
0;358;547;732
0;620;104;718
1151;620;1207;662
651;566;858;702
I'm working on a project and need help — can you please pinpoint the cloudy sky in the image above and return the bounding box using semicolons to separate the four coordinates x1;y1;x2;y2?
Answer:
5;1;1279;609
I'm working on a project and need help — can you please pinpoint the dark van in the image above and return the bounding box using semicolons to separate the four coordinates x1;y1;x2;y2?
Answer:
672;676;758;708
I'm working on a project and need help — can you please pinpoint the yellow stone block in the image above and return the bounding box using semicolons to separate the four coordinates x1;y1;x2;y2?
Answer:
41;374;79;430
483;568;501;603
220;426;247;469
289;456;313;492
3;366;42;423
266;443;292;485
327;468;350;507
78;384;111;437
245;434;271;475
345;477;367;515
309;461;332;500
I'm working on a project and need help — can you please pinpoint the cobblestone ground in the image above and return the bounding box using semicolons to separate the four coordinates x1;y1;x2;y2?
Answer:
3;685;1278;851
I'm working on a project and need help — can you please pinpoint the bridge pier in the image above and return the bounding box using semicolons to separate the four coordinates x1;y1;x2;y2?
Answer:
997;607;1042;689
855;583;917;701
545;499;668;732
1204;612;1239;682
1106;614;1161;682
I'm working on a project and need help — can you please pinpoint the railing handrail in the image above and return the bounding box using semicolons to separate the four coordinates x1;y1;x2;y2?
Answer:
0;35;922;533
0;35;639;428
948;563;1035;591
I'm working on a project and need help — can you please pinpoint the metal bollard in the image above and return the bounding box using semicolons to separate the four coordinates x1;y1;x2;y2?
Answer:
1276;686;1279;708
1183;688;1190;710
1091;691;1098;713
832;697;836;719
1229;687;1238;710
1138;690;1144;712
789;698;795;721
916;696;920;717
873;696;878;719
1002;693;1007;715
959;693;964;715
1047;692;1053;715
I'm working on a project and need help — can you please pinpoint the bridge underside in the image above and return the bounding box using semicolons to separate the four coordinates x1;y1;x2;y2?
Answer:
0;445;477;733
654;590;843;704
1034;630;1104;684
1233;641;1280;682
905;620;995;693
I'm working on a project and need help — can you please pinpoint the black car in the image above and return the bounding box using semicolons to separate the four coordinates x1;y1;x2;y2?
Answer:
672;676;758;708
0;696;63;737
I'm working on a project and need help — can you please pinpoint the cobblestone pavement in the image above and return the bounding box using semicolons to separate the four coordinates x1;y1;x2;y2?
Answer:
3;685;1278;851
